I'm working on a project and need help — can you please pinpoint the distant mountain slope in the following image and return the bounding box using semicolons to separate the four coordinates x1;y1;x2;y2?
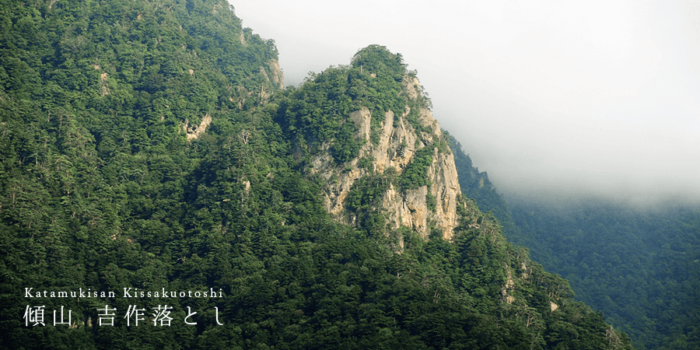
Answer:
448;136;518;238
450;138;699;349
507;199;700;350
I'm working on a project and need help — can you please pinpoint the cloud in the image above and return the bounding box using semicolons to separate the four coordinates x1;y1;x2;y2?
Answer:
232;0;700;203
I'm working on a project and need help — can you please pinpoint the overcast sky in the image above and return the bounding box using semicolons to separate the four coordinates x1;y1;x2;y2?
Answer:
232;0;700;204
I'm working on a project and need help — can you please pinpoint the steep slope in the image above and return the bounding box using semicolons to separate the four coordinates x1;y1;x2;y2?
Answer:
286;62;461;240
450;133;700;349
507;199;700;350
450;137;519;239
1;0;634;348
277;45;635;349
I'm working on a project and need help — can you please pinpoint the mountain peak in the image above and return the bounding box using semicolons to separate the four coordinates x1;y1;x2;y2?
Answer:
351;44;407;77
281;48;460;239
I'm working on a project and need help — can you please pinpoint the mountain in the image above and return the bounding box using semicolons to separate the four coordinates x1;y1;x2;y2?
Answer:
1;0;634;348
507;198;700;350
278;46;460;240
449;138;518;239
450;139;700;349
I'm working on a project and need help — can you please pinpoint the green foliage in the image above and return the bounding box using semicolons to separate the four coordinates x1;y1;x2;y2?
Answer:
399;147;434;190
507;200;700;350
426;193;436;212
346;175;391;213
329;120;363;163
357;155;374;173
351;44;406;79
345;173;393;236
451;128;700;349
278;45;431;165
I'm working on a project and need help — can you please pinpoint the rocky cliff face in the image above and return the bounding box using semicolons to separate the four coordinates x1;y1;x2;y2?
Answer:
308;77;462;240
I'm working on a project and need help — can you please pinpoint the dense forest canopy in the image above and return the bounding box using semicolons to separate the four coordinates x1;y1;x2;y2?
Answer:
450;139;700;350
0;0;640;348
506;199;700;350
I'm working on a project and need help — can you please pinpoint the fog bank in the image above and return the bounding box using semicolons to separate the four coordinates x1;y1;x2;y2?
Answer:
232;0;700;204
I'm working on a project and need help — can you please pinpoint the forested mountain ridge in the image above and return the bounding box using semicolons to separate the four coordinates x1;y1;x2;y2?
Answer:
507;199;700;350
1;0;633;348
450;140;700;349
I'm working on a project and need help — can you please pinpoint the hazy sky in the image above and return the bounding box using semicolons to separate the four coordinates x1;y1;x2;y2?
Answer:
232;0;700;204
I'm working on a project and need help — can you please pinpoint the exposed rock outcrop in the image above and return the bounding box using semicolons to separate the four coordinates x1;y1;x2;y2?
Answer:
183;114;212;141
230;60;284;109
310;79;461;239
403;76;421;100
100;72;110;96
426;144;461;237
267;59;284;89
